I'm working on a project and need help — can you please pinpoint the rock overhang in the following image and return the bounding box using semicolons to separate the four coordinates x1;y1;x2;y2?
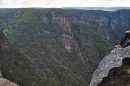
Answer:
89;46;130;86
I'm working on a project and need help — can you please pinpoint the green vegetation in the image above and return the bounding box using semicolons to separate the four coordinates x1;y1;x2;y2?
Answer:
0;8;129;86
0;40;60;86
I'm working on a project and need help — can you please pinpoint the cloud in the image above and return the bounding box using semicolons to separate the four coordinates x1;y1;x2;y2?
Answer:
0;0;130;8
1;0;25;7
0;0;4;5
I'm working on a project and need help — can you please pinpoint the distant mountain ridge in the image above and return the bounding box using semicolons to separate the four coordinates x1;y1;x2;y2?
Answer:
65;7;130;11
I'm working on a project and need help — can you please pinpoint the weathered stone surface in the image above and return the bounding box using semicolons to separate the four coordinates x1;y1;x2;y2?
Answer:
89;46;130;86
0;78;18;86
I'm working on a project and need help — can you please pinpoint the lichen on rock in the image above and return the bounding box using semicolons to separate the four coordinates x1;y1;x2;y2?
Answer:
89;46;130;86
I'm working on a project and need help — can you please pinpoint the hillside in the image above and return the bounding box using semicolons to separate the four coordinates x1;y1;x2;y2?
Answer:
0;31;61;86
0;8;130;86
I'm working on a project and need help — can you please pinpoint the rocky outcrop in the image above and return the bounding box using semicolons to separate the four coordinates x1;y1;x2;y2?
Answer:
0;71;18;86
89;46;130;86
0;78;18;86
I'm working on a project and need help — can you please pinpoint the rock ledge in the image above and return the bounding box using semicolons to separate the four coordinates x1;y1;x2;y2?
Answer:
89;46;130;86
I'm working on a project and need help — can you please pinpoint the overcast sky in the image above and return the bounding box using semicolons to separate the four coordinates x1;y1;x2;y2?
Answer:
0;0;130;8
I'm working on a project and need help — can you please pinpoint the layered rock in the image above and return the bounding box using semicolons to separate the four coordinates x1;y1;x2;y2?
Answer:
89;46;130;86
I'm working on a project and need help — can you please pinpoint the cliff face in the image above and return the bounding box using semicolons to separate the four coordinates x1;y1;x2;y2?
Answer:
89;46;130;86
0;9;130;86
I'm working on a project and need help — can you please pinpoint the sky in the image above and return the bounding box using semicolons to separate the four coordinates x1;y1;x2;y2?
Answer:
0;0;130;8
